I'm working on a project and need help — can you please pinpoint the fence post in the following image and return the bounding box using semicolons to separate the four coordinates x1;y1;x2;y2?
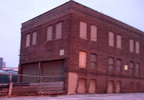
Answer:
8;74;13;97
8;82;13;97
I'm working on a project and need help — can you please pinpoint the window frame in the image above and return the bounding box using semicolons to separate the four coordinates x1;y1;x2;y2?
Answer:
135;41;140;54
135;63;140;75
129;61;134;74
79;51;87;68
90;25;97;42
55;22;62;39
47;26;53;41
116;35;122;49
32;32;37;46
108;57;114;72
116;59;122;73
90;53;97;69
26;34;31;47
80;21;87;40
129;39;134;52
108;32;114;47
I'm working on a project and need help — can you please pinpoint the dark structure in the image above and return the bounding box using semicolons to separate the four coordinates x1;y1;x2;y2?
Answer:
0;58;4;70
19;1;144;94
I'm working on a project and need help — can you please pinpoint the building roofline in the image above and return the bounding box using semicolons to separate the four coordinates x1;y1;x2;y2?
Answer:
22;0;144;35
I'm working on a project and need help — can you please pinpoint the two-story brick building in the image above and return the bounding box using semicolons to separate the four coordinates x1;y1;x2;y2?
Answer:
19;1;144;94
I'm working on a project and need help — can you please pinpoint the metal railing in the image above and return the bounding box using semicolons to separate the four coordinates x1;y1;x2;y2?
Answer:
0;73;65;97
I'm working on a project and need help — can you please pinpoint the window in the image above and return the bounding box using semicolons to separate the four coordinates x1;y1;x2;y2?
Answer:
129;61;134;74
47;26;53;41
124;65;128;70
60;49;64;56
130;39;134;52
89;79;96;93
32;32;37;45
56;22;62;39
116;59;122;73
109;32;114;47
90;25;97;42
90;54;97;69
136;41;140;54
26;34;30;47
108;57;114;71
116;35;122;49
80;22;87;40
130;81;134;92
107;80;114;93
135;63;140;75
79;51;87;68
77;78;86;94
116;81;121;93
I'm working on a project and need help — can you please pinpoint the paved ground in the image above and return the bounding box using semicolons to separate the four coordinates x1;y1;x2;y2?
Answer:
0;93;144;100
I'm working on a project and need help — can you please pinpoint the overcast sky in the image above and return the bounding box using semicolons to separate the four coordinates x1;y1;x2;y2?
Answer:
0;0;144;67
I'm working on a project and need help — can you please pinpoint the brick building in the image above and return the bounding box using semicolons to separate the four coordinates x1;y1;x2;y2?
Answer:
19;1;144;94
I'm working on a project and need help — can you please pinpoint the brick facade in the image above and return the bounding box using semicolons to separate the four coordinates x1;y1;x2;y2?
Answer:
19;1;144;94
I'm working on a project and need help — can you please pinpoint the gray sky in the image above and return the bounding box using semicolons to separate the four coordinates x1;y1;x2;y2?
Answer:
0;0;144;67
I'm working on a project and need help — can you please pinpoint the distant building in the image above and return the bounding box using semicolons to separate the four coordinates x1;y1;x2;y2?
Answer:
2;67;18;74
0;58;3;70
0;57;6;70
3;62;6;68
19;1;144;94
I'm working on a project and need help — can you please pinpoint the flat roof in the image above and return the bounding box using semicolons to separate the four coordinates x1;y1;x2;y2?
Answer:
22;1;144;36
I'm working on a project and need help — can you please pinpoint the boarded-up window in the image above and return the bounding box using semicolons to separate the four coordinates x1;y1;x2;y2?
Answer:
90;54;97;69
116;35;122;49
130;39;134;52
136;82;140;92
47;26;53;41
80;22;87;40
109;32;114;47
90;25;97;42
32;32;37;45
130;81;134;92
116;59;122;73
26;34;30;47
135;63;140;75
107;80;114;93
129;61;134;74
79;51;87;68
108;57;114;71
56;22;62;39
116;81;121;93
89;79;96;93
77;78;86;94
60;49;64;56
136;41;140;54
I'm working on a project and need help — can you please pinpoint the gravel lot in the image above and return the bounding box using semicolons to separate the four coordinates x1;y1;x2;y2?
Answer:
0;93;144;100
